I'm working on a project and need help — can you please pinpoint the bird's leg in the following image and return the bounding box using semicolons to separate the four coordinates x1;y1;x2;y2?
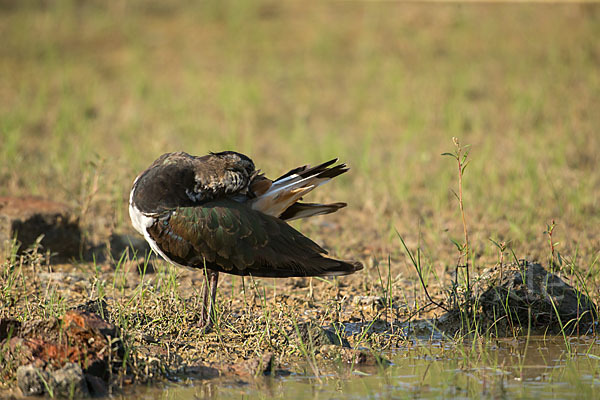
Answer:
199;269;219;333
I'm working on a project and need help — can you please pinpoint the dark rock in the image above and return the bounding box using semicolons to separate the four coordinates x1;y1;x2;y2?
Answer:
74;299;109;319
292;321;350;348
410;261;598;337
16;364;49;396
85;374;108;397
0;196;81;259
476;261;597;334
0;318;21;341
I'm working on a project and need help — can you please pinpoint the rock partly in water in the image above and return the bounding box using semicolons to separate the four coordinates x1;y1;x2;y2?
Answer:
220;352;275;377
179;365;221;380
419;261;598;337
0;196;81;259
476;261;597;335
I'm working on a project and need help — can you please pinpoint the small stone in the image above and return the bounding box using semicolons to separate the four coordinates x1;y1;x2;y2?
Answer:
51;362;89;398
17;364;49;396
291;321;350;348
213;352;277;378
352;295;385;309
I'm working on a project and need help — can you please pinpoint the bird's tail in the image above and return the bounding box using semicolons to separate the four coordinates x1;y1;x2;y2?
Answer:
249;159;348;220
317;260;364;277
237;258;363;278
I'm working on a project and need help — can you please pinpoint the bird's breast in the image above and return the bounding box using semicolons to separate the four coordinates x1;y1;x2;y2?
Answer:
129;197;155;236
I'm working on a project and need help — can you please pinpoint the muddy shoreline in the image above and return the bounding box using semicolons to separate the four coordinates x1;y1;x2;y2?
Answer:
1;234;596;398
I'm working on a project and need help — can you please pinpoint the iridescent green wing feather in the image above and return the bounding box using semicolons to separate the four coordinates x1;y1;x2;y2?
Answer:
146;199;357;277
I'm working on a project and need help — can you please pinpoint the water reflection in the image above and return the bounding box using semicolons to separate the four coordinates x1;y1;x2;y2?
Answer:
121;337;600;399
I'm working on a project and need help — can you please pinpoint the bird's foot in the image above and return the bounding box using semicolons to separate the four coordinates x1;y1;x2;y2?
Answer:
197;316;214;334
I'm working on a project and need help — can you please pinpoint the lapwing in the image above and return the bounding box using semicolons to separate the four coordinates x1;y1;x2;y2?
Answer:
129;151;362;332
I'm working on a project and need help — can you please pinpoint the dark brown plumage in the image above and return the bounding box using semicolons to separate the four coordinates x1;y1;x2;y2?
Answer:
129;151;362;332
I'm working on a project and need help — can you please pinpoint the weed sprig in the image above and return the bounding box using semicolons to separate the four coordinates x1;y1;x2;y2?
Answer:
443;137;473;314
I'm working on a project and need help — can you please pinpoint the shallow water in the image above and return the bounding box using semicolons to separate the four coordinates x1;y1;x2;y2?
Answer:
123;337;600;399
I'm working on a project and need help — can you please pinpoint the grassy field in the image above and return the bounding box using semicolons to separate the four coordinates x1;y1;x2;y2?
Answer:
1;0;600;396
2;1;600;265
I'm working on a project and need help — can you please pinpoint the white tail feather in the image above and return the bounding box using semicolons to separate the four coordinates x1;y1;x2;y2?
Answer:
250;173;333;217
251;184;316;217
250;160;348;218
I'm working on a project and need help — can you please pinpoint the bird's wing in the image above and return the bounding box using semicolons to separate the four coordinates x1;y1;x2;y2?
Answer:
146;199;361;277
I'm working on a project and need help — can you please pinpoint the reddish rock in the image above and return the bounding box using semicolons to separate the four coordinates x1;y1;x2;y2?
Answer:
1;310;121;397
0;196;81;259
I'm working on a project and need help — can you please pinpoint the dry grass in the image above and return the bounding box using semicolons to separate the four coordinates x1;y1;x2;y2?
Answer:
2;2;599;264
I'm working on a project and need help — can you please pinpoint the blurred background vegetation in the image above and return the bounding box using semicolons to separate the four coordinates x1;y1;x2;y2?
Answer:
1;0;599;273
